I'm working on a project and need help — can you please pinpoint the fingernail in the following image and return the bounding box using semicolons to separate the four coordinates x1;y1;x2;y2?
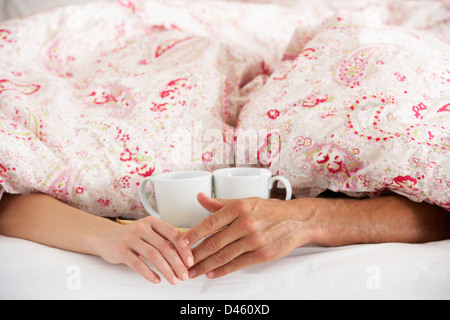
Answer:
182;273;189;281
189;269;196;278
206;271;215;279
172;276;179;285
187;256;194;267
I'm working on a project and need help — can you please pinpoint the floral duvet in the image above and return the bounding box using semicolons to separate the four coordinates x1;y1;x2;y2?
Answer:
0;0;449;218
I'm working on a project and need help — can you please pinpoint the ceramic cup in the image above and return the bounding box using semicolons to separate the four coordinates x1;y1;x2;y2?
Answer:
139;171;212;228
213;167;292;200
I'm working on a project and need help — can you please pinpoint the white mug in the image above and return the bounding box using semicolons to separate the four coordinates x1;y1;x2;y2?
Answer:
213;167;292;200
139;171;212;228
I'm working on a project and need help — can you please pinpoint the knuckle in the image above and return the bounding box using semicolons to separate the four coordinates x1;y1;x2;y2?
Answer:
249;233;266;248
117;243;130;256
216;198;227;207
121;232;138;247
193;263;206;276
143;215;156;223
131;221;148;237
205;236;219;252
233;199;248;214
144;247;161;262
234;198;259;215
167;226;182;240
111;244;130;263
204;215;219;232
159;243;175;257
227;258;240;272
254;247;272;263
129;257;145;271
141;215;156;226
239;216;259;233
214;250;228;265
188;228;201;244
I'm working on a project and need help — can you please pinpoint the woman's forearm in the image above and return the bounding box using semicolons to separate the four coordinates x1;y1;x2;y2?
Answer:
0;193;116;256
308;195;450;247
0;193;194;284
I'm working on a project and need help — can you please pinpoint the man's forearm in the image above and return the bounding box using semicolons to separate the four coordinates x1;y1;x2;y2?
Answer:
177;193;450;279
0;193;116;255
306;195;450;247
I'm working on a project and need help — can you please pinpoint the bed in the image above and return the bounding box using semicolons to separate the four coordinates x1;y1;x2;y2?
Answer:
1;0;449;300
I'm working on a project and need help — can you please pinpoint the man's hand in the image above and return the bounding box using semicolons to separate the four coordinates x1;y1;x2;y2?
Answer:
178;193;316;279
178;192;450;280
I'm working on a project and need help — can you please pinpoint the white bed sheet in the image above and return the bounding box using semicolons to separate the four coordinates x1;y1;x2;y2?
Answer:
1;234;449;300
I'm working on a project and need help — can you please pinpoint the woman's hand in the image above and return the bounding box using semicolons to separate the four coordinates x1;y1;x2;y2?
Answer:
0;193;194;285
96;216;194;285
179;193;316;279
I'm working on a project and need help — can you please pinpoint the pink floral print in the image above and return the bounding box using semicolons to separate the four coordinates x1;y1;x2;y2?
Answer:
0;0;299;218
0;0;449;216
237;14;450;209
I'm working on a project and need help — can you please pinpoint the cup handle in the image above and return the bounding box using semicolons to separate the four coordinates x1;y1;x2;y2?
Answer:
269;176;292;200
139;177;161;218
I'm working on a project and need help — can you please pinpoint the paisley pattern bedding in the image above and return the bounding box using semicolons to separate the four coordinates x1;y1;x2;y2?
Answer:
238;15;450;209
0;0;449;218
